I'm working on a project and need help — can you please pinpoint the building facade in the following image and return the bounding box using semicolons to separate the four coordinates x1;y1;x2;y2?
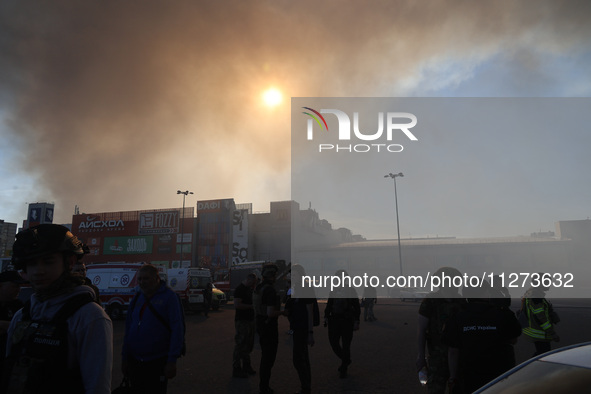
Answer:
71;208;195;271
0;220;17;259
25;202;55;229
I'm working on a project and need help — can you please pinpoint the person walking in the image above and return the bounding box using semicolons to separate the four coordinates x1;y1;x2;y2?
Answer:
203;282;213;317
416;267;465;394
324;269;360;378
232;273;257;378
122;264;185;394
3;224;112;393
362;284;377;322
253;262;283;394
285;264;317;394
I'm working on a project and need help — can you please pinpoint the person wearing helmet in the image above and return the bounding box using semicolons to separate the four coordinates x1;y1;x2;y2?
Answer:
520;278;560;357
2;224;113;394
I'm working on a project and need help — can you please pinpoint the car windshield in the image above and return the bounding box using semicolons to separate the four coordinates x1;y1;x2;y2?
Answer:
189;276;210;289
479;360;591;393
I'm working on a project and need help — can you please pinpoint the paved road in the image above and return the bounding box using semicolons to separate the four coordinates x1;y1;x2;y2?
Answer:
111;298;591;393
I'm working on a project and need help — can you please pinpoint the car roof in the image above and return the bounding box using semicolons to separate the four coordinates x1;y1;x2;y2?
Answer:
539;342;591;369
475;342;591;393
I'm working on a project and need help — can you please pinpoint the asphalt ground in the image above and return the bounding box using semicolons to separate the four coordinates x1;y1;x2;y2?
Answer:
111;298;591;394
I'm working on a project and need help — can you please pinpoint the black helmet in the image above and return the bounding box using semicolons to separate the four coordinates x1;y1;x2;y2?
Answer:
12;224;86;269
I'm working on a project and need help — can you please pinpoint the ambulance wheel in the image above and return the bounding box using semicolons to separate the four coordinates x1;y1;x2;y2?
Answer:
109;304;123;320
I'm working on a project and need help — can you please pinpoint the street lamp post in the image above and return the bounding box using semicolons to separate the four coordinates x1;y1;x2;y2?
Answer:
384;172;404;276
177;190;194;266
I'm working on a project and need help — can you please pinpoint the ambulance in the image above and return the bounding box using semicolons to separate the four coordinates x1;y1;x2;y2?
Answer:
86;262;147;319
167;267;226;312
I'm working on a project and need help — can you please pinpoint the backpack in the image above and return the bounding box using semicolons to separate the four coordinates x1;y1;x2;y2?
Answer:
2;293;94;393
129;291;187;357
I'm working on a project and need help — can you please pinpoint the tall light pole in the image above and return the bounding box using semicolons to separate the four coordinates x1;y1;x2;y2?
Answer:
384;172;404;276
177;190;193;266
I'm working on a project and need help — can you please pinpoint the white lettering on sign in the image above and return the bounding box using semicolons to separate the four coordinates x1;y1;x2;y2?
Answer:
155;211;178;227
127;238;148;252
197;201;221;210
79;219;125;230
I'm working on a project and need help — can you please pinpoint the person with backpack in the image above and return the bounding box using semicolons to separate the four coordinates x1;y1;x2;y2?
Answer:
3;224;113;394
324;269;360;379
285;264;318;394
122;263;185;394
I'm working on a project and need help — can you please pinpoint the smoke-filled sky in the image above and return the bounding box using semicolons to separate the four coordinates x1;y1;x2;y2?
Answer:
1;0;590;238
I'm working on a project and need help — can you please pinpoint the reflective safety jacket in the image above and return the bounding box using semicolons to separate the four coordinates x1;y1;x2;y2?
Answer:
522;298;556;341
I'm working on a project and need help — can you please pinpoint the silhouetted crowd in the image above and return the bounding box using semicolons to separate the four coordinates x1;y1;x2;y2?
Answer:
0;225;562;394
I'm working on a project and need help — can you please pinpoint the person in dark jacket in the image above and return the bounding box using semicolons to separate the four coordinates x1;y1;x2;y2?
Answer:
417;267;465;394
324;269;360;378
0;270;26;381
444;283;522;394
232;273;257;378
122;264;184;394
4;224;112;394
204;282;213;317
362;284;377;322
254;263;284;394
72;261;101;304
285;264;316;393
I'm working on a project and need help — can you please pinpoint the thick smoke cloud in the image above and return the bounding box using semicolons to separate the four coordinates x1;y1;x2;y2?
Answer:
1;0;590;225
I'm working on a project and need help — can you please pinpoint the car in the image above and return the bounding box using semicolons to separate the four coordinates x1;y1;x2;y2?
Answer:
474;341;591;393
210;284;227;310
399;287;429;302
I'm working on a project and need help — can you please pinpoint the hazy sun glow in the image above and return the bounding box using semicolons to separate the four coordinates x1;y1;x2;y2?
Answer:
262;88;282;107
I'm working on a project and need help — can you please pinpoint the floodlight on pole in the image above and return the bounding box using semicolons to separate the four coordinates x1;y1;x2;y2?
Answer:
384;172;404;276
177;190;194;266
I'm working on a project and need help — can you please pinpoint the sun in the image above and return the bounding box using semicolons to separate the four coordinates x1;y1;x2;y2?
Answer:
262;88;283;107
